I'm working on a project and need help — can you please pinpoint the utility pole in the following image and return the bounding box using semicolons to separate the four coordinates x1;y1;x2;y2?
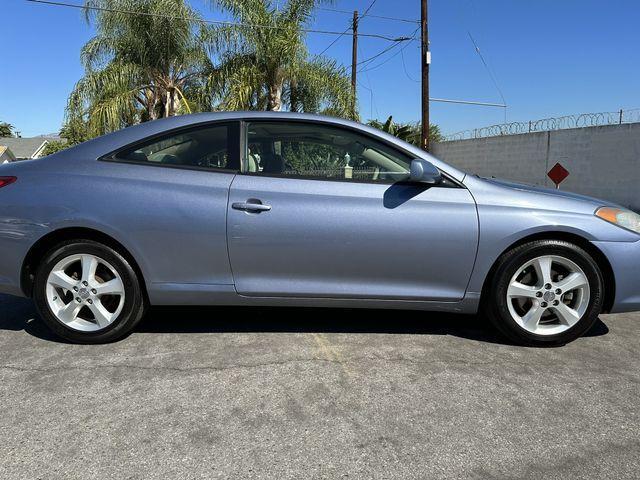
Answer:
351;10;359;118
421;0;430;151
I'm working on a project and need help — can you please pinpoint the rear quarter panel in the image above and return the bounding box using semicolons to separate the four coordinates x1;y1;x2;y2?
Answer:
0;157;235;296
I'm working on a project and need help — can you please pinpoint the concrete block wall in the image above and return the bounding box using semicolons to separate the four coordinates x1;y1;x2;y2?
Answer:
432;123;640;211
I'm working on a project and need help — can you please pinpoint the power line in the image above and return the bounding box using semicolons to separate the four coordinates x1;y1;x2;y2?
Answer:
453;0;508;118
356;40;403;66
357;45;378;120
357;42;408;74
399;46;420;83
317;7;419;24
317;22;351;56
357;1;380;22
357;41;412;73
357;25;420;70
25;0;408;42
430;98;506;107
358;27;420;74
317;0;379;56
466;31;507;107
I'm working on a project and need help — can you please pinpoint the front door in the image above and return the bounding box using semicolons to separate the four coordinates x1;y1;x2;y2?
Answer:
227;120;478;301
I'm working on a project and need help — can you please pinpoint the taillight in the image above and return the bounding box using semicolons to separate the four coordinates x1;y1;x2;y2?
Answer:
0;176;16;188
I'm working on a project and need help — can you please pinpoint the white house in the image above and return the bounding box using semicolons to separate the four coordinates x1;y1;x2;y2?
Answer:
0;137;54;161
0;146;17;164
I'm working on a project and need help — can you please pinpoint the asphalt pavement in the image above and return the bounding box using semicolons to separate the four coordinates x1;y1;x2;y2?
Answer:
1;293;639;479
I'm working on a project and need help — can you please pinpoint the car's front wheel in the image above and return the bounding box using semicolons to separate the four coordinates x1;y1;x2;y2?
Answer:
484;240;604;347
33;240;146;343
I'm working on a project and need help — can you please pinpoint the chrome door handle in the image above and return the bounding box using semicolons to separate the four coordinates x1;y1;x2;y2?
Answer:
232;201;272;212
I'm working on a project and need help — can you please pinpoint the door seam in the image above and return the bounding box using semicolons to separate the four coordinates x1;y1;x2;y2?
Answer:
225;173;239;293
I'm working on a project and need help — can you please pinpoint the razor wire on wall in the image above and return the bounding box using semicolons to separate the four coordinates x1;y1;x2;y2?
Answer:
443;108;640;141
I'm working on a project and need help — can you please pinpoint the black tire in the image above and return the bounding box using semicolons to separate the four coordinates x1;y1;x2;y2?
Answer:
33;240;146;344
483;240;604;347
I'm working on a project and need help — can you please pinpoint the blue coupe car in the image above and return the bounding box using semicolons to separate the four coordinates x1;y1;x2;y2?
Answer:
0;112;638;345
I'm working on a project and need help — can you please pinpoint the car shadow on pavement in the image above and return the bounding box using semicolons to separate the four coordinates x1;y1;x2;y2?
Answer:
136;306;610;345
0;294;609;345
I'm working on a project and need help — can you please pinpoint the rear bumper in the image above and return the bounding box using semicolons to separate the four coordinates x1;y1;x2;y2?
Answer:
592;239;640;313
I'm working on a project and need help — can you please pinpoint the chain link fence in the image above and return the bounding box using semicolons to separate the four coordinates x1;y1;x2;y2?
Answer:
443;108;640;141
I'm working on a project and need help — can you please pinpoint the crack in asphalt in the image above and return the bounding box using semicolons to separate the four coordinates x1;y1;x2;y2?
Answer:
0;357;341;374
0;354;518;375
2;353;639;383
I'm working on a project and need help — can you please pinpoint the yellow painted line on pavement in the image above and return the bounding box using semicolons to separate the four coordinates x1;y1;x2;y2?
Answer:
312;332;352;378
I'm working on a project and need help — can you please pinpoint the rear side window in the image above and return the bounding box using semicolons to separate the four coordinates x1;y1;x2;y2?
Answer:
115;124;233;171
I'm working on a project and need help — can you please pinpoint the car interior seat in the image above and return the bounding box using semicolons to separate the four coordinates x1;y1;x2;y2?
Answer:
247;154;258;172
262;153;285;174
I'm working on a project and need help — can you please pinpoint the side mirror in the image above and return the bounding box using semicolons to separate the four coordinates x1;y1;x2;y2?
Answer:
409;158;442;184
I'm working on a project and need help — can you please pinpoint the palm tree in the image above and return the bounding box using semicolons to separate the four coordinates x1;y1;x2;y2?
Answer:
368;116;417;144
0;122;15;138
205;0;354;118
368;116;443;148
68;0;214;137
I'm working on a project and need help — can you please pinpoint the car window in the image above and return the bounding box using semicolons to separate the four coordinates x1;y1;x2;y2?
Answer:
115;124;232;170
245;122;412;183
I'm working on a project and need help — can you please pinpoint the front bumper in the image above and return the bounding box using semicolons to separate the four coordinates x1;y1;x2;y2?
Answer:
592;239;640;313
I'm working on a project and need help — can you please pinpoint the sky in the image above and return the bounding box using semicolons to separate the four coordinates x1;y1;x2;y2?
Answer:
1;0;639;137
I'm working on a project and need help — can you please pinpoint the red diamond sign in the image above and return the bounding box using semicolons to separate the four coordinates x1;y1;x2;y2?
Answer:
547;162;570;187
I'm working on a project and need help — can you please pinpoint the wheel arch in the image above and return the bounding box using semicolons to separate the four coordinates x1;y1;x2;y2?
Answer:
480;231;616;314
21;227;149;301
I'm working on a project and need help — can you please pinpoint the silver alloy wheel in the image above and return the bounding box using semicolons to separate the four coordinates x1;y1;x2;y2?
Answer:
45;254;125;332
506;255;591;336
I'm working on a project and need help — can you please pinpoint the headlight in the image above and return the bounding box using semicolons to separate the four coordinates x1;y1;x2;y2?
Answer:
595;207;640;234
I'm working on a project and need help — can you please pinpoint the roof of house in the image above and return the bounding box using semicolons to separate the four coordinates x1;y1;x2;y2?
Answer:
0;146;17;162
0;137;48;159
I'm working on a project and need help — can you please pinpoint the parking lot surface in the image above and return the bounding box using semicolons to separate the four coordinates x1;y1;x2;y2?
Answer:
1;293;639;479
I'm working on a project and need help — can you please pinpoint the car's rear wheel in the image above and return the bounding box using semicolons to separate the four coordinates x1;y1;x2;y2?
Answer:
484;240;604;347
33;240;146;343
